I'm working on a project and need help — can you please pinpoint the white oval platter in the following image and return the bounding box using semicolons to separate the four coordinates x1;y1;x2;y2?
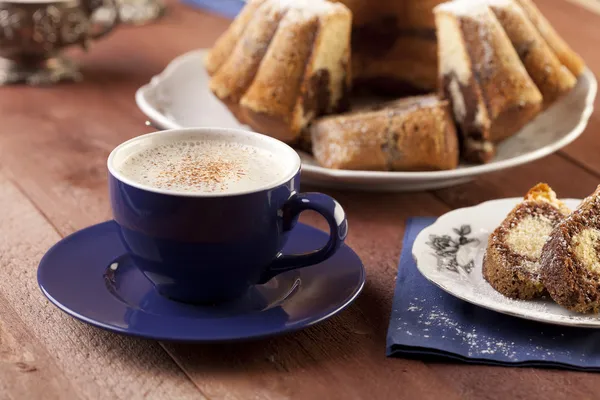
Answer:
136;49;597;192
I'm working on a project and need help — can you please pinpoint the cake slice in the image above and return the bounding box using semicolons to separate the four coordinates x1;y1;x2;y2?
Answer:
515;0;586;78
204;0;267;76
487;0;577;107
206;0;353;143
434;0;543;163
310;95;459;171
541;186;600;313
483;183;570;299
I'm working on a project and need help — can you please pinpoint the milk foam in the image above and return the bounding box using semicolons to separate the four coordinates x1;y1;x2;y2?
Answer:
116;140;288;194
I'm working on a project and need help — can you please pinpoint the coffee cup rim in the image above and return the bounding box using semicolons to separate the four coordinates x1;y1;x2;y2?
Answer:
107;127;302;198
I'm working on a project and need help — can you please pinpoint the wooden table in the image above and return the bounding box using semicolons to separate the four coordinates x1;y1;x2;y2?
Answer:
1;0;599;398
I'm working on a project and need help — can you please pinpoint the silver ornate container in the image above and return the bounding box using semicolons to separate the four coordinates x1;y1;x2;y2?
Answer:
0;0;119;85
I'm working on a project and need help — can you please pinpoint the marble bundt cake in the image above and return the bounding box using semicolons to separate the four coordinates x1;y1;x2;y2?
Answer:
310;95;459;171
206;0;585;171
205;0;353;143
541;186;600;313
435;0;543;164
483;183;570;300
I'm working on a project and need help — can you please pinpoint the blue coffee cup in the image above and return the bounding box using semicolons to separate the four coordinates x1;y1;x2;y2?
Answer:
107;128;348;304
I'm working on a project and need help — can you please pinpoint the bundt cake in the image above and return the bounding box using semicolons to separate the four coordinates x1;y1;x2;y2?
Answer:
487;0;577;107
310;95;459;171
206;0;586;171
205;0;353;143
435;0;543;164
541;186;600;313
483;183;570;300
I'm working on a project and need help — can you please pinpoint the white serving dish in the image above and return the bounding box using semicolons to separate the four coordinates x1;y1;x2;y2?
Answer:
136;49;597;192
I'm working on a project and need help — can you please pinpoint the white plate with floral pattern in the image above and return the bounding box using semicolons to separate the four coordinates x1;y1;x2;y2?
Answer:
411;198;600;328
136;49;597;192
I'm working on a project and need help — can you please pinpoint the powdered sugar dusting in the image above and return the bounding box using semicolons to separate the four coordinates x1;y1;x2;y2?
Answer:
277;0;345;14
435;0;491;16
396;301;581;361
400;302;520;359
476;17;495;73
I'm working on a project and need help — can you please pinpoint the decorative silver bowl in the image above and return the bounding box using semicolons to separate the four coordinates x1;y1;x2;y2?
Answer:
0;0;119;85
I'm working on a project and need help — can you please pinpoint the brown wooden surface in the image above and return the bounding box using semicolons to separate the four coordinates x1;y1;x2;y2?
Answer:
1;0;599;398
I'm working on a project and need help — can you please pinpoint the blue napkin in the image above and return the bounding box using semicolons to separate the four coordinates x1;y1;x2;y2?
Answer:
181;0;244;18
387;217;600;371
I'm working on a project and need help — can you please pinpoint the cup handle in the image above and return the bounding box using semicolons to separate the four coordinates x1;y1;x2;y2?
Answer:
88;0;120;41
257;193;348;284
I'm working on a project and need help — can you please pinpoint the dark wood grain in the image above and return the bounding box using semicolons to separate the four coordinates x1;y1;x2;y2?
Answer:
0;173;204;400
0;0;598;399
0;292;81;400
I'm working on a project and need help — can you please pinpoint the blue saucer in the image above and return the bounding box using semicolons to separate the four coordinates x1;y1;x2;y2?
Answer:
37;221;365;342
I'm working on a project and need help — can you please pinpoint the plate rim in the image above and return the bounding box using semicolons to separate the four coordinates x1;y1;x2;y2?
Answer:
135;48;598;183
37;220;366;342
411;197;600;328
